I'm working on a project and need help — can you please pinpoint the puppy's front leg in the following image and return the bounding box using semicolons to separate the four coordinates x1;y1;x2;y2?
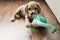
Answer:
25;15;30;28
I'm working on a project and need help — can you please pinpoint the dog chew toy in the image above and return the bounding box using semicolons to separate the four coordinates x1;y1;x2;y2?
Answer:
29;13;56;33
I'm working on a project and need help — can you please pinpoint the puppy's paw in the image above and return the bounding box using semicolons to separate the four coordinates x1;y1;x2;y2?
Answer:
10;19;15;22
26;25;30;28
10;16;16;22
26;22;31;28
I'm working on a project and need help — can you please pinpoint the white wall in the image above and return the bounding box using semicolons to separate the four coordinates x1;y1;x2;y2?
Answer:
46;0;60;22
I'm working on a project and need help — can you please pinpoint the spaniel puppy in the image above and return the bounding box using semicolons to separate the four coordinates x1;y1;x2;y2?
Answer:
10;1;41;26
25;1;41;27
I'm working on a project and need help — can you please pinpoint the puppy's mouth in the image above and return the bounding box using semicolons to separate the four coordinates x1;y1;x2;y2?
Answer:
27;13;39;23
27;15;33;23
27;13;39;22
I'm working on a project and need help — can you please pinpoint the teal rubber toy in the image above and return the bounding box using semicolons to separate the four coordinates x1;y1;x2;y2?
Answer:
30;13;56;33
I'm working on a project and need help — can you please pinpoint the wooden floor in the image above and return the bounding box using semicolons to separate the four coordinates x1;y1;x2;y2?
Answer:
0;0;60;40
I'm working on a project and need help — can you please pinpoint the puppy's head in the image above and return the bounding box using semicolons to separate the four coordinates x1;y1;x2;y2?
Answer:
25;1;41;22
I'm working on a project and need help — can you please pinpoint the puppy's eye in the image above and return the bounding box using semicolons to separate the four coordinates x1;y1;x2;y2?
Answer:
35;8;38;10
28;8;31;10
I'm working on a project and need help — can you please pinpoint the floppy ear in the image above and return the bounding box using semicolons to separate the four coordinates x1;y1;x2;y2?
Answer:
25;5;28;14
37;3;41;13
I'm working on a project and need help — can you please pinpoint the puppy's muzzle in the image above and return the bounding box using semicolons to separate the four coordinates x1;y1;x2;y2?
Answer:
31;12;35;15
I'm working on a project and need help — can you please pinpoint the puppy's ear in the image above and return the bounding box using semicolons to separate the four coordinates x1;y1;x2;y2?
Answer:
37;3;41;13
25;5;28;14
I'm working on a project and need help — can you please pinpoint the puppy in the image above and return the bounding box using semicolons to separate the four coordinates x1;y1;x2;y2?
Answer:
10;1;41;26
25;1;41;27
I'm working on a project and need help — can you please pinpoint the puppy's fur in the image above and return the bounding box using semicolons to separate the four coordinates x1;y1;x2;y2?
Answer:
10;5;27;22
10;1;41;27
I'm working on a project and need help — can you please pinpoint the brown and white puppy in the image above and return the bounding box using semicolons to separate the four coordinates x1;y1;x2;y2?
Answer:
10;1;41;26
25;1;41;27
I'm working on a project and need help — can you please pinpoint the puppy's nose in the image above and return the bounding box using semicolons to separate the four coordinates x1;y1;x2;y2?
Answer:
31;12;35;15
